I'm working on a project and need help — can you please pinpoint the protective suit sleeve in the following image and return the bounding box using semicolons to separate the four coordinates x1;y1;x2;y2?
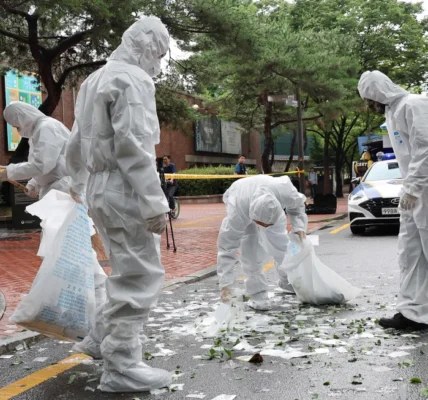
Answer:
110;81;169;219
7;124;63;182
27;178;39;193
402;101;428;198
66;120;89;194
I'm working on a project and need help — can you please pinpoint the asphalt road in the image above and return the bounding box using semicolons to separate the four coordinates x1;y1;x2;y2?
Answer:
2;222;428;400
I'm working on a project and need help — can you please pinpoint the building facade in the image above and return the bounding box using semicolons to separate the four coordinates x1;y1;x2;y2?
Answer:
0;78;262;171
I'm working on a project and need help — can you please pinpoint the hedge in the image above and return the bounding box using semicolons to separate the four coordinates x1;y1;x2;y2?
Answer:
175;165;258;196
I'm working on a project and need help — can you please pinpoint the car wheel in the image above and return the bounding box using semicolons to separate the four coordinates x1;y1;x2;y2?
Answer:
350;225;365;234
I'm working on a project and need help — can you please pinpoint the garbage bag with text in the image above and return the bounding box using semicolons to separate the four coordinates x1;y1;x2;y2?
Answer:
10;202;97;342
280;236;360;305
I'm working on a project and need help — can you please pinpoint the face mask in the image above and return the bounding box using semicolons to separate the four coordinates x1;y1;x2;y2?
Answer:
140;56;162;78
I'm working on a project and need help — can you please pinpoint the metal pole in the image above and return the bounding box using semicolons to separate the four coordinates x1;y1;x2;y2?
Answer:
295;85;305;194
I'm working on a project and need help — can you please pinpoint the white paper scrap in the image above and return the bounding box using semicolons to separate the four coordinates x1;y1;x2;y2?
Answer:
388;351;410;358
33;357;48;362
210;396;237;400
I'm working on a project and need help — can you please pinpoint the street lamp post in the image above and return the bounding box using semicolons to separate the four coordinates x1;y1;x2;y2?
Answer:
295;85;306;194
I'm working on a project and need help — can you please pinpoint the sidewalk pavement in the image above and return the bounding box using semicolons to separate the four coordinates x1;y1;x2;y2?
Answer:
0;196;348;339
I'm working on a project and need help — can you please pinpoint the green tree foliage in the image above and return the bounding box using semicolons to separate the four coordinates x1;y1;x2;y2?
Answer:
180;1;358;173
288;0;428;196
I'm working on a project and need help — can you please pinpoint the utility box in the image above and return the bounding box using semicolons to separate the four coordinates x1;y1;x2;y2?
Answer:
10;180;40;230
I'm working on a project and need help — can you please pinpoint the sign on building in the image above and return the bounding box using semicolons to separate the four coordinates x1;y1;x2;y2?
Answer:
195;117;222;153
221;121;242;155
4;70;42;151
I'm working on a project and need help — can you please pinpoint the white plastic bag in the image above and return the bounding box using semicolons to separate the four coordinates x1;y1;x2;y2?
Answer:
280;236;360;305
10;199;97;342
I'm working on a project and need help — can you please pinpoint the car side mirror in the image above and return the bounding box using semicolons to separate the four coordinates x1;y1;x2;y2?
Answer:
351;177;361;184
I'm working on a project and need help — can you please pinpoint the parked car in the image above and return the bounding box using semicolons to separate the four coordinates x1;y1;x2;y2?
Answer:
348;159;402;234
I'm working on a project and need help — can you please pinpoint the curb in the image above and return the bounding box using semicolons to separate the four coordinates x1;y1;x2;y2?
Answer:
163;265;217;289
0;291;5;321
308;212;347;224
307;213;348;234
0;331;42;356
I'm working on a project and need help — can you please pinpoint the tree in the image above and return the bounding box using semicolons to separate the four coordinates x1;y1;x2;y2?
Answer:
0;0;251;159
289;0;428;196
180;3;358;173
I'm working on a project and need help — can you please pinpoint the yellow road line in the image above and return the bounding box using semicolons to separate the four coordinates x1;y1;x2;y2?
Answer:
330;223;350;235
0;354;91;400
238;261;275;280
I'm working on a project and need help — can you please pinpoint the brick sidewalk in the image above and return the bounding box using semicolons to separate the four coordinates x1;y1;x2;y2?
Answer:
0;197;348;339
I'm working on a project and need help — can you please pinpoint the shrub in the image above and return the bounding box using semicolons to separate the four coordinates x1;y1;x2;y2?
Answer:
176;165;258;196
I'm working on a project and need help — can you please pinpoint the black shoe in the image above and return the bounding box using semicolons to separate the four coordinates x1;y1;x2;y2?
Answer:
379;313;428;330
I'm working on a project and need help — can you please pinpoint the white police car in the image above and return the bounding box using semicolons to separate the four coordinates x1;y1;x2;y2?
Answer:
348;159;402;234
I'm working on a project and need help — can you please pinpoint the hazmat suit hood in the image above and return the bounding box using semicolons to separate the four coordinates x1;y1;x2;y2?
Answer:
249;192;283;225
109;15;169;78
358;70;408;106
3;101;46;138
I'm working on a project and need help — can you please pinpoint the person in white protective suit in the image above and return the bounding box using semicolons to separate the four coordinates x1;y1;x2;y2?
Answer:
0;102;70;198
65;16;172;392
358;70;428;330
0;101;107;355
218;175;308;311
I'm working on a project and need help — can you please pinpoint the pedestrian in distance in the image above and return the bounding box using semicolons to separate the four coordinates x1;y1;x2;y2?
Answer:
359;70;428;330
308;167;318;199
162;154;178;211
234;155;248;175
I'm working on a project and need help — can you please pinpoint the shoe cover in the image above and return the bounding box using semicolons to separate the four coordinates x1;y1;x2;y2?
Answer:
72;336;101;359
74;261;106;359
99;319;172;392
278;279;295;294
248;291;272;311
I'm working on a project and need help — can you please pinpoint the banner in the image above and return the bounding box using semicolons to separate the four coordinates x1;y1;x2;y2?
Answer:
4;70;42;151
221;121;242;155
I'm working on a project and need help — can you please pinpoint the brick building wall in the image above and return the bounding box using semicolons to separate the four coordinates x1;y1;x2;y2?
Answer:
0;79;262;171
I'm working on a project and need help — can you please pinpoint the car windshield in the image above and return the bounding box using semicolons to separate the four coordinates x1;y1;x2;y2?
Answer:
364;162;402;181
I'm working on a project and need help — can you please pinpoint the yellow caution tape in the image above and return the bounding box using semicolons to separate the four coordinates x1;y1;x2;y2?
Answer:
164;169;305;180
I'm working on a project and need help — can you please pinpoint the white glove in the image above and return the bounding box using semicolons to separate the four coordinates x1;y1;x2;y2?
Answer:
26;183;38;199
0;167;8;181
147;214;167;234
69;188;83;204
221;287;233;303
399;193;417;211
295;231;306;242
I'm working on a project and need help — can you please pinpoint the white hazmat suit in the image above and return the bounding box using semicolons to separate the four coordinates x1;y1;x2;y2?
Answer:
217;175;308;310
358;71;428;327
66;16;171;392
1;101;107;356
1;102;70;198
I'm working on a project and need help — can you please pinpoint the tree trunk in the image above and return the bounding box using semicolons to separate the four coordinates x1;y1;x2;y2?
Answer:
335;165;343;198
323;131;331;194
285;130;296;172
261;91;273;174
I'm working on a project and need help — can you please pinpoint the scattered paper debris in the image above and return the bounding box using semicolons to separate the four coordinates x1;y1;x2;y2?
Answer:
257;369;274;374
373;366;393;372
33;357;48;362
0;355;14;359
186;395;206;399
150;388;169;395
210;396;236;400
388;351;410;358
